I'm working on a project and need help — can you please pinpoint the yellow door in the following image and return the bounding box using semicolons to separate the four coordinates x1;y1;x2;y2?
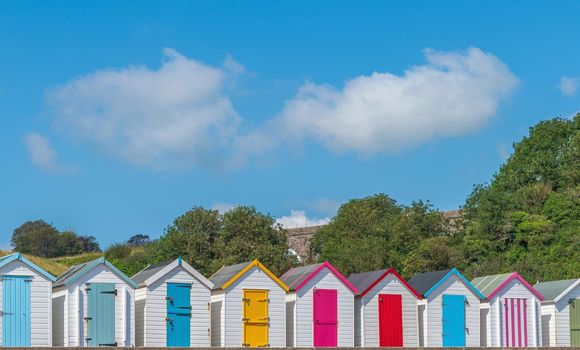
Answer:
243;289;269;347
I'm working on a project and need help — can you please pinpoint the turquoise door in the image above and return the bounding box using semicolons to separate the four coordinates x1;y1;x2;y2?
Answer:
87;283;116;347
2;276;31;347
166;283;191;347
442;294;466;347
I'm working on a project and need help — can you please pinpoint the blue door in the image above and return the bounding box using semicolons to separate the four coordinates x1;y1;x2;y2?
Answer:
166;283;191;347
2;276;31;347
87;283;116;347
442;294;466;347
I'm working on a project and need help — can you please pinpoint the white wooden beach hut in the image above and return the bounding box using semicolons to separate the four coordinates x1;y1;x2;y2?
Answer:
209;259;289;348
280;261;357;348
52;257;137;347
408;268;485;347
0;253;55;347
472;272;544;347
535;278;580;347
132;257;214;347
348;267;422;347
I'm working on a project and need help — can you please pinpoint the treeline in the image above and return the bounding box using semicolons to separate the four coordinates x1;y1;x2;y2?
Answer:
10;220;100;257
7;114;579;282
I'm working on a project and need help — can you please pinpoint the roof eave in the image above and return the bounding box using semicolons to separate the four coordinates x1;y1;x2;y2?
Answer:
424;268;486;300
359;267;422;299
294;261;358;294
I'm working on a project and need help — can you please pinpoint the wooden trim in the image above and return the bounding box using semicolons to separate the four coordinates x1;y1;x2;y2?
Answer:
221;259;289;292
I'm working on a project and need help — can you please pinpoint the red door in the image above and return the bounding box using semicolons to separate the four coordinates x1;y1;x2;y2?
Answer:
379;294;403;347
313;289;337;347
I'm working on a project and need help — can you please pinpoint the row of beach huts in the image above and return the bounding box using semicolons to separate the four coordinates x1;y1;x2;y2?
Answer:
0;252;578;348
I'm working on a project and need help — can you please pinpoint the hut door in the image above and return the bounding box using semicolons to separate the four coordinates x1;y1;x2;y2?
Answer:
313;288;337;347
2;276;31;346
87;283;116;346
503;298;528;347
242;289;269;347
570;299;580;347
166;283;191;347
379;294;403;346
442;294;466;347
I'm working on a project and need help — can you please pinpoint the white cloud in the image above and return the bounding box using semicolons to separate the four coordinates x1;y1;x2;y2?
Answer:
48;48;244;170
256;47;518;155
276;210;330;228
211;202;237;214
559;76;579;96
24;133;72;173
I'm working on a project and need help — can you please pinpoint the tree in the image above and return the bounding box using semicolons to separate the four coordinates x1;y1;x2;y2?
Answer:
212;206;297;276
12;220;60;257
127;234;151;247
78;235;101;253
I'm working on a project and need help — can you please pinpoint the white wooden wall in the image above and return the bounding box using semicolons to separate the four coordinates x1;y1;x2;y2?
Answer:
0;260;52;347
292;268;354;347
210;293;224;347
486;278;542;347
139;266;211;347
134;287;146;346
358;274;419;347
66;264;135;347
424;274;480;347
222;266;286;347
541;284;580;346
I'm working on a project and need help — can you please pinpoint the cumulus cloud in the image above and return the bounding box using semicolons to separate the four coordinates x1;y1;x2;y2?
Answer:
24;133;72;173
47;47;518;170
48;48;243;170
211;202;237;214
559;76;579;96
276;210;331;228
254;47;519;155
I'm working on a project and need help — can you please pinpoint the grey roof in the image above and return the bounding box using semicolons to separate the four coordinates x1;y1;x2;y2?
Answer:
348;269;389;296
471;273;513;297
408;269;452;296
535;278;579;301
53;261;91;288
132;260;173;287
280;263;322;291
210;261;252;290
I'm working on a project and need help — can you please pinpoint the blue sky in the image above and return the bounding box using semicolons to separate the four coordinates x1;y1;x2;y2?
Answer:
1;1;579;250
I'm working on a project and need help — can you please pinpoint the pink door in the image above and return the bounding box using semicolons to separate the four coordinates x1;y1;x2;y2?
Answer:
313;289;337;347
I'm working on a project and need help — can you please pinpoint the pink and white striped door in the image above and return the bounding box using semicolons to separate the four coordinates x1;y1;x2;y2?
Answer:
503;298;528;347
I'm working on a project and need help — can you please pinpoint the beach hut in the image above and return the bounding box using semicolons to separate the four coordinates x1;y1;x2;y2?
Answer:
472;272;544;347
132;257;214;347
408;268;484;347
535;278;580;347
280;261;357;347
348;267;422;347
209;259;289;347
0;252;55;347
52;257;137;347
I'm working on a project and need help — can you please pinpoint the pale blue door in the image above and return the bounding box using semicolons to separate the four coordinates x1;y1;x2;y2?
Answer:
86;283;116;347
166;283;191;347
2;276;31;347
442;294;466;347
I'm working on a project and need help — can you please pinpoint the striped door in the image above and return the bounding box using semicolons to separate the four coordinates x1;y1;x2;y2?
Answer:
570;299;580;347
2;276;31;347
242;289;269;347
313;288;337;347
503;298;528;347
166;283;191;347
379;294;403;346
442;294;466;347
87;283;116;347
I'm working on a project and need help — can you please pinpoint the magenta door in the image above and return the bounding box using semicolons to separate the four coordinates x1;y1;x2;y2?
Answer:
313;288;338;347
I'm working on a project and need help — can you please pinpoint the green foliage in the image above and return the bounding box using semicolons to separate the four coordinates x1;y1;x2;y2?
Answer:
312;194;447;278
312;114;579;282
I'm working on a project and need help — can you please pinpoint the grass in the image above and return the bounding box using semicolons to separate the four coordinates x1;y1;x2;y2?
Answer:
0;250;103;277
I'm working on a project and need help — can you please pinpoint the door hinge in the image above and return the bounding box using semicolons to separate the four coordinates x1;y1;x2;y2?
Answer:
101;289;117;296
242;297;250;302
24;279;33;283
84;317;92;321
98;342;117;347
